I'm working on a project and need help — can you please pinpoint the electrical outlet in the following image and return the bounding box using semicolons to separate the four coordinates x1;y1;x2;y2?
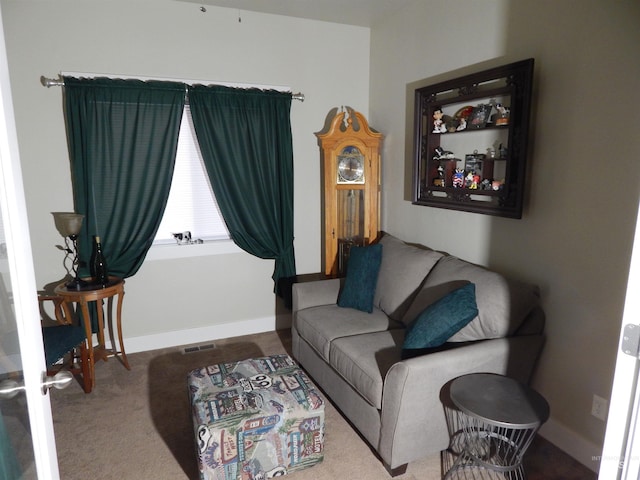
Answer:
592;394;609;421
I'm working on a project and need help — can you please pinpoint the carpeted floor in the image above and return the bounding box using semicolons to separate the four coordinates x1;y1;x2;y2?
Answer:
49;329;597;480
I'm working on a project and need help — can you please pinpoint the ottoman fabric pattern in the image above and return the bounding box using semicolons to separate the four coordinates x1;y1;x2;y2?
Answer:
188;354;325;480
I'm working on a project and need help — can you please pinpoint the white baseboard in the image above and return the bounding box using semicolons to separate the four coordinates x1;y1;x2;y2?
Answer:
538;417;602;473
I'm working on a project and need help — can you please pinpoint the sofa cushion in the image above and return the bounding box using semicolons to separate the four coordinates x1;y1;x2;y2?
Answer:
330;329;404;409
295;304;401;361
403;283;478;351
373;234;444;322
338;244;383;313
401;280;470;327
421;255;541;341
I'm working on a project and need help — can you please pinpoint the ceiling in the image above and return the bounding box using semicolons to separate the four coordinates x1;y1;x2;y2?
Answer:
176;0;414;27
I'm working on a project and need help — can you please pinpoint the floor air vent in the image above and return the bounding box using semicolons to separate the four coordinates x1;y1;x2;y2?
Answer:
181;343;215;354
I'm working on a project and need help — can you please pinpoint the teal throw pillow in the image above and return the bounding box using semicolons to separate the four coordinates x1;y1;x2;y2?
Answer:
337;244;383;313
403;283;478;350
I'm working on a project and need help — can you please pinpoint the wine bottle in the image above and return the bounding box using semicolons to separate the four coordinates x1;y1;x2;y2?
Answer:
90;235;109;287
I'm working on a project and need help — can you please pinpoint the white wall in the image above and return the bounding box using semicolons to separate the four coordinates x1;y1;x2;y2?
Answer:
0;0;370;347
370;0;640;469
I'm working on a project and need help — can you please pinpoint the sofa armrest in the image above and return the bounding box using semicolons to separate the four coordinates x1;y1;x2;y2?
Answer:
378;334;544;469
292;278;341;314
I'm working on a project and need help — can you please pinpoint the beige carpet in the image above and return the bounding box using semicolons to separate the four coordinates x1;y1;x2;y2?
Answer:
49;330;594;480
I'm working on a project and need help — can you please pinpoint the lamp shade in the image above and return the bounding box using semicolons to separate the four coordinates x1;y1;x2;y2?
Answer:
52;212;84;237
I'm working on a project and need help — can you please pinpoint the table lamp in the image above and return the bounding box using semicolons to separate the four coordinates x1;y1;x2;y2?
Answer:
52;212;86;289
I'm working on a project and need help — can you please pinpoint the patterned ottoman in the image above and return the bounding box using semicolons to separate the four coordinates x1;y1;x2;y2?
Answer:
188;354;325;480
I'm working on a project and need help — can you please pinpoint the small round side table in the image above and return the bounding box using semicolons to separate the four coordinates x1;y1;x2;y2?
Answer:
444;373;550;479
54;276;130;391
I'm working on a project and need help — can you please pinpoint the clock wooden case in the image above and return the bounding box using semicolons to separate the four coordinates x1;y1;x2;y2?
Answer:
316;108;383;276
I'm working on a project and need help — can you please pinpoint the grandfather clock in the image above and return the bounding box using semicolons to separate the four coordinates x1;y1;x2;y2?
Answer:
316;108;383;276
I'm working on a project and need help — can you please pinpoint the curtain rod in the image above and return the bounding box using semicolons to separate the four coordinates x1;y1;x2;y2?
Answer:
40;75;305;102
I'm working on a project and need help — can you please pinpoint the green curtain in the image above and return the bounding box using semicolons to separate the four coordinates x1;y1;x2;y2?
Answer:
188;85;296;288
63;77;185;278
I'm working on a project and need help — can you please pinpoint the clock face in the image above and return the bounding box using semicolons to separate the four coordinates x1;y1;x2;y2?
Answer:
337;146;365;184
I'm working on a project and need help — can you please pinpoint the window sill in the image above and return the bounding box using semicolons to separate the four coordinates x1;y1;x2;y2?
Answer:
146;239;241;261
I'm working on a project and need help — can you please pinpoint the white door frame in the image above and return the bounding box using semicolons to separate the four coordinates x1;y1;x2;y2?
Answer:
599;200;640;479
0;3;60;478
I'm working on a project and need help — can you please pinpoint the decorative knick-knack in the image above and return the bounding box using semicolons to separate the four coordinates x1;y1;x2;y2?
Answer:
453;169;465;188
432;108;447;133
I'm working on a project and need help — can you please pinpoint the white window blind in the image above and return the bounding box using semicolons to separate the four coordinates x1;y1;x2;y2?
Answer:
153;105;229;244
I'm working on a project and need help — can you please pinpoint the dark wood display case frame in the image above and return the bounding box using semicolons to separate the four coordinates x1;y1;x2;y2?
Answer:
412;59;534;218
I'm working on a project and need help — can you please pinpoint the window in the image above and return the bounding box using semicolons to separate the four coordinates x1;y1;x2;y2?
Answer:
153;105;229;245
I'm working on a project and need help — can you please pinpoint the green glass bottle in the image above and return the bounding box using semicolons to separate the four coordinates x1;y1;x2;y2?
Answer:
90;235;108;287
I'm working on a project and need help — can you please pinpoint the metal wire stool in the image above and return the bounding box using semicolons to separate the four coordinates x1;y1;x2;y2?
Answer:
443;373;549;480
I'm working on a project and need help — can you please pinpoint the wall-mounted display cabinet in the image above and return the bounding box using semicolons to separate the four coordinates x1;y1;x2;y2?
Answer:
412;59;534;218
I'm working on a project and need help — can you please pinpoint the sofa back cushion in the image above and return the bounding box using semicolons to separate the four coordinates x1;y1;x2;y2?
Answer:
373;234;444;322
337;244;383;313
415;255;541;341
403;282;479;350
401;279;470;327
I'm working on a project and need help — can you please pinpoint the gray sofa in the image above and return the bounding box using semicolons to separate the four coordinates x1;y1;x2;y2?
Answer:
291;234;545;475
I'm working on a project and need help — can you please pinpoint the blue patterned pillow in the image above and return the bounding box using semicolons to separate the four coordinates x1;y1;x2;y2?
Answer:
403;283;478;350
337;244;383;313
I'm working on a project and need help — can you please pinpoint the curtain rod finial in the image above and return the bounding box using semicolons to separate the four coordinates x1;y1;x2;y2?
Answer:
41;75;63;88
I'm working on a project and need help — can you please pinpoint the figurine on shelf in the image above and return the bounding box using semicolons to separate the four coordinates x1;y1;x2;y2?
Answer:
434;146;455;160
456;117;467;131
462;172;481;189
432;108;447;133
480;179;492;190
465;171;475;188
433;164;445;187
453;169;465;188
495;103;510;126
470;174;481;189
492;179;504;191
